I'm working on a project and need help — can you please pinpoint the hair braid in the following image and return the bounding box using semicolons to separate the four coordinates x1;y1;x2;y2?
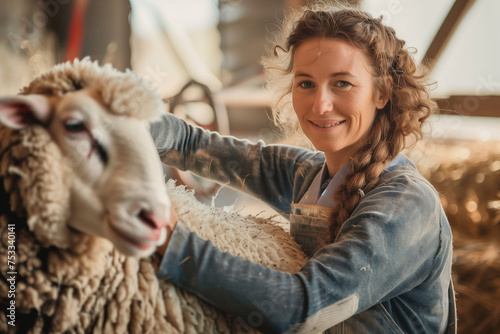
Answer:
328;110;394;239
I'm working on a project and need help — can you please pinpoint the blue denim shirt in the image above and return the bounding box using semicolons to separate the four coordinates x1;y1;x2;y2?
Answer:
151;114;456;333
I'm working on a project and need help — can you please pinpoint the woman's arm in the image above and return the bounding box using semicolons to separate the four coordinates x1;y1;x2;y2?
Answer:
158;171;450;333
150;113;323;214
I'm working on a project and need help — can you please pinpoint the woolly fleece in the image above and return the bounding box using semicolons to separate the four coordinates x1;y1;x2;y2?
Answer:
0;59;307;333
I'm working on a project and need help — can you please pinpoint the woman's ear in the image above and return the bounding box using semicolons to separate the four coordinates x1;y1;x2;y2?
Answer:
374;75;393;110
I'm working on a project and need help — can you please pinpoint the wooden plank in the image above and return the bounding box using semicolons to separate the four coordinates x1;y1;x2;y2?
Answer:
435;95;500;118
423;0;476;70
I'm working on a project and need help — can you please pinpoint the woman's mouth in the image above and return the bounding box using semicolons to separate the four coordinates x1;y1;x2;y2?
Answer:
310;120;346;128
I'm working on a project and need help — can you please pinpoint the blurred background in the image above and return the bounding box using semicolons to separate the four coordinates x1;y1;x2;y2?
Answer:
1;0;499;332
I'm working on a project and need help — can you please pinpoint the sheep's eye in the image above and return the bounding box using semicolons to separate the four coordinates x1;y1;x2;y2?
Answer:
95;141;109;165
64;119;86;133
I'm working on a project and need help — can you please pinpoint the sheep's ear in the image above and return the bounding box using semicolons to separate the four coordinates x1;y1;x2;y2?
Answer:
0;95;52;129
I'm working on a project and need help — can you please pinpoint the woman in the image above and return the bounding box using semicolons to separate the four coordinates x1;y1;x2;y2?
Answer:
151;4;456;333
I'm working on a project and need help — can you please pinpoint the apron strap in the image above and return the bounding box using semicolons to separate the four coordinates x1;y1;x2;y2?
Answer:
446;280;457;333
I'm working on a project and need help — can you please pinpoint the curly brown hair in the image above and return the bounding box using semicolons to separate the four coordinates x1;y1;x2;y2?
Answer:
262;3;438;241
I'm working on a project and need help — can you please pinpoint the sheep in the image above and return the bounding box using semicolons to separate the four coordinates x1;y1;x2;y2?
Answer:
0;58;307;334
0;57;173;258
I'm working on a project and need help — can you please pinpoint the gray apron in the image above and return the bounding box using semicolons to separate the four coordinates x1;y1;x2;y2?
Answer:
290;165;334;257
290;202;333;257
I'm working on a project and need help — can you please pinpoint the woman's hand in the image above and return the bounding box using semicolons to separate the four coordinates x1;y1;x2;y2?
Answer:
156;207;178;256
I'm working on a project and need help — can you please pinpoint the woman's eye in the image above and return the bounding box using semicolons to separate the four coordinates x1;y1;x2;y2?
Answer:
336;81;352;88
299;81;314;89
64;119;86;132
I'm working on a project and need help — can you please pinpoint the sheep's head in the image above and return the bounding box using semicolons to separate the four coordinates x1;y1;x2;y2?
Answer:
0;58;172;257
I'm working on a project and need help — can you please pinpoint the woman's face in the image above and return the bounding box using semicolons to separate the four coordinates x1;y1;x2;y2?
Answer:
292;38;388;160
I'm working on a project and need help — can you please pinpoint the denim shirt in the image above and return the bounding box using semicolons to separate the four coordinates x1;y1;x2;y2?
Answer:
290;154;413;258
150;114;456;334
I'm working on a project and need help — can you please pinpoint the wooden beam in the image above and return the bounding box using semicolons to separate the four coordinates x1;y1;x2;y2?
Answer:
435;95;500;118
423;0;476;70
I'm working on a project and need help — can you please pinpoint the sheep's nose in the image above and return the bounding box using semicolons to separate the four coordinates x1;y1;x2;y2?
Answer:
137;209;168;230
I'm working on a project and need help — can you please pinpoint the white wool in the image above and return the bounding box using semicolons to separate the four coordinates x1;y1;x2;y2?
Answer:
167;180;306;273
0;59;307;334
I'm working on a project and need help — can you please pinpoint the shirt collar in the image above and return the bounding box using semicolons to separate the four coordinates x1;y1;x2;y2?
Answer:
299;153;416;207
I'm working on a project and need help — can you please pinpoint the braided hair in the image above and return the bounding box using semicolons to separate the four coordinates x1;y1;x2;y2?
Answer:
262;4;437;241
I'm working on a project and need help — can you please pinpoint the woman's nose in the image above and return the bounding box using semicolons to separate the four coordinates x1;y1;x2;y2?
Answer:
312;88;333;114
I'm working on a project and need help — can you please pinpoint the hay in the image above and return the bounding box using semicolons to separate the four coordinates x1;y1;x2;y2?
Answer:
408;139;500;240
407;139;500;333
452;237;500;333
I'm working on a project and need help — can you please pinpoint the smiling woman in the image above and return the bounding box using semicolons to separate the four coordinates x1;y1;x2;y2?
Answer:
151;3;457;333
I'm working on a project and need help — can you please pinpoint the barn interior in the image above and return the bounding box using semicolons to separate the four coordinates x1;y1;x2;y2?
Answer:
1;0;499;332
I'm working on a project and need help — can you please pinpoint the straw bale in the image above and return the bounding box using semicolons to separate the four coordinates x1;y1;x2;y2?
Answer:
407;139;500;333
